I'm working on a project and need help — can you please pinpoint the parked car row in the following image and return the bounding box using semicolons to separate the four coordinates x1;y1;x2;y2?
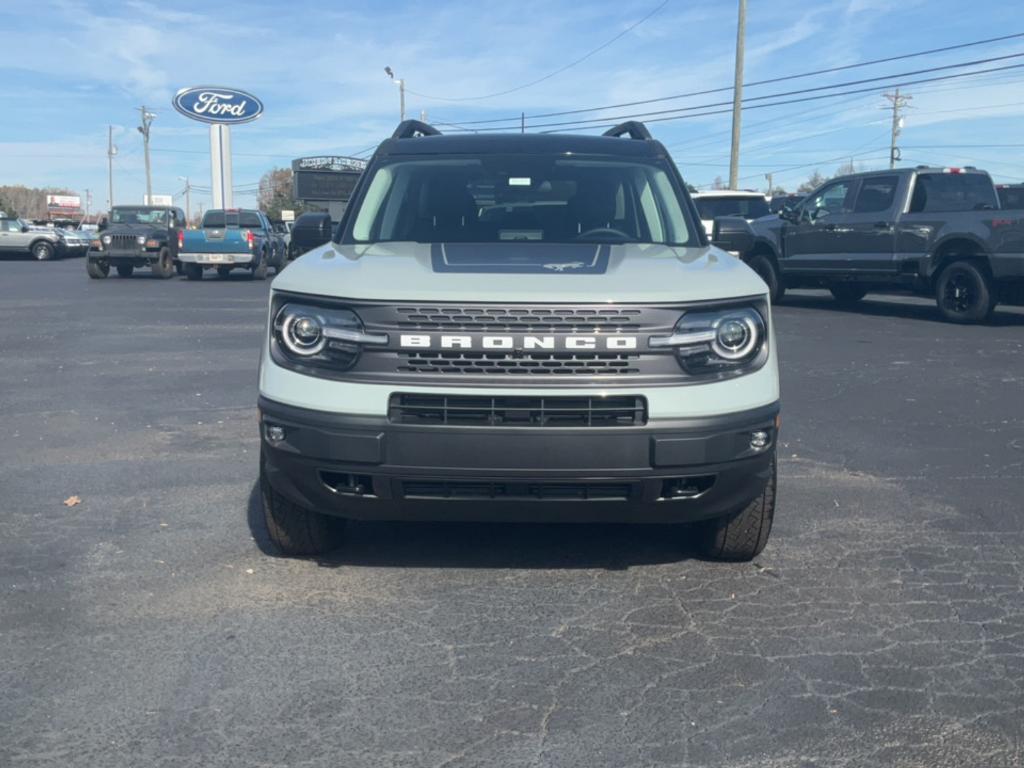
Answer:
0;213;92;260
83;204;337;280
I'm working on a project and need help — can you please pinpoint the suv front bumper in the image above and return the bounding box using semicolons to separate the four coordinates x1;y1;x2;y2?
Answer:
259;396;779;524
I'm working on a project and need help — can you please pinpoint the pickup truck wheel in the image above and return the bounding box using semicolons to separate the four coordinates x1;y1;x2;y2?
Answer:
216;266;232;279
32;241;54;261
260;455;345;556
252;250;268;280
830;284;868;304
184;263;203;281
747;253;784;304
151;247;174;279
86;259;109;279
698;452;776;561
935;260;995;323
116;265;134;278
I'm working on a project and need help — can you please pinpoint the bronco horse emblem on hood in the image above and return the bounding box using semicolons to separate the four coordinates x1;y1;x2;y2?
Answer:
543;262;586;272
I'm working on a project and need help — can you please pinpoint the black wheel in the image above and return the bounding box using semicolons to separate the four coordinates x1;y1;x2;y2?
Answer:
935;260;995;324
151;247;174;279
86;259;109;279
699;452;776;561
216;266;232;279
252;250;268;280
747;253;784;304
260;455;345;556
32;241;54;261
830;284;868;305
184;263;203;281
116;265;134;278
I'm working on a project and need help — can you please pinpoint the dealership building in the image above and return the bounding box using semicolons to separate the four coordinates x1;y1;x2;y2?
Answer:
291;156;366;219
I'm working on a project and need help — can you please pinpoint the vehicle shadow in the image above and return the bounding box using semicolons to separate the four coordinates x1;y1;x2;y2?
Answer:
781;291;1024;327
245;482;697;570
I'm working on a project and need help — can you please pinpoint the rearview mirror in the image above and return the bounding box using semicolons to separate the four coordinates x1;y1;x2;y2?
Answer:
711;216;754;255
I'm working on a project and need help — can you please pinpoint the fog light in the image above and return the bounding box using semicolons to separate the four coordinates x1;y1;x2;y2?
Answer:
265;424;286;443
750;430;770;450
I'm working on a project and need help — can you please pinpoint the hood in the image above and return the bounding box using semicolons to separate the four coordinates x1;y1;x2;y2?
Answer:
272;241;768;303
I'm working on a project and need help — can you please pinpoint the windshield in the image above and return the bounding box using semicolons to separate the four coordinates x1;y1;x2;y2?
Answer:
694;196;770;220
110;207;168;226
348;155;696;246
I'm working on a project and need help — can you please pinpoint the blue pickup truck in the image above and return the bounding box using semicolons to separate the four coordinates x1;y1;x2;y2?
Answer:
178;208;286;280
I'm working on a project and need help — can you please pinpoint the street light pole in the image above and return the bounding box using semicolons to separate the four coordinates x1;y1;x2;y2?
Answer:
107;125;117;210
137;106;156;203
384;67;406;121
728;0;746;189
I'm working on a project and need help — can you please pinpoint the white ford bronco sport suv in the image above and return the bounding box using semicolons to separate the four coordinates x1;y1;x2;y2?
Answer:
257;120;781;560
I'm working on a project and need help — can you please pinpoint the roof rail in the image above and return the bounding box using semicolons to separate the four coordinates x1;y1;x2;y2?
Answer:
602;121;652;140
392;120;442;139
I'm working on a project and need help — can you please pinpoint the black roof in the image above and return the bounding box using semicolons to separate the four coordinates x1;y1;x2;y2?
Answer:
375;130;668;160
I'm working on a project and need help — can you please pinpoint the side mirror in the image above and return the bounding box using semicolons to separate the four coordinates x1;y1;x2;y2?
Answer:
711;216;755;255
98;218;108;232
780;205;796;222
21;225;29;233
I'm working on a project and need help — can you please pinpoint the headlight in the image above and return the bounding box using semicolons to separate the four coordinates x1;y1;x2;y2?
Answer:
136;235;146;245
101;234;112;245
650;305;768;378
271;300;388;373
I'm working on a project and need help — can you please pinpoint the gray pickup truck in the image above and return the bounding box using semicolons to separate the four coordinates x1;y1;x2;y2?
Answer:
719;167;1024;322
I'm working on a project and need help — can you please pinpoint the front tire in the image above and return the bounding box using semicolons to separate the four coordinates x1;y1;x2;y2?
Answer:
184;263;203;281
151;247;174;279
260;455;345;556
830;284;868;305
33;242;55;261
86;259;109;279
935;260;995;324
747;253;785;304
116;265;134;278
699;452;776;561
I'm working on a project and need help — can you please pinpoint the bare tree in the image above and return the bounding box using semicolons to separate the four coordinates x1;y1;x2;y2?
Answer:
796;171;827;195
257;168;304;221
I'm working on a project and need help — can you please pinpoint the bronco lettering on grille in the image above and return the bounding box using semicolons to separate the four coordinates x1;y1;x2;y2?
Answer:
399;334;639;351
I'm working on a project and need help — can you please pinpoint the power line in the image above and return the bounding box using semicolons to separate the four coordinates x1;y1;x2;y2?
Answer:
403;0;669;103
444;31;1024;126
531;61;1024;134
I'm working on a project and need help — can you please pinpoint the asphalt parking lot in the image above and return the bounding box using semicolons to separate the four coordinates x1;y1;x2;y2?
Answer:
2;257;1023;768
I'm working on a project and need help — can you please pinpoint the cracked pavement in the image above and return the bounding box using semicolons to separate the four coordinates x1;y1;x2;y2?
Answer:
1;259;1022;767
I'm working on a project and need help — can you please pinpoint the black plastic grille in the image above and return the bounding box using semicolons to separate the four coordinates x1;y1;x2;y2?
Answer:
402;480;634;501
107;234;140;254
394;306;645;332
389;394;647;427
398;351;641;376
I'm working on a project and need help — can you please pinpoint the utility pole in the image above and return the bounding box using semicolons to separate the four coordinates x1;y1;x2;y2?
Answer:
764;173;773;194
884;89;911;169
107;125;117;210
83;188;91;224
728;0;746;189
137;106;156;203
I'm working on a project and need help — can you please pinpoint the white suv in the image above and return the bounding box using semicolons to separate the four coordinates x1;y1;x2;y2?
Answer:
257;120;781;561
691;190;770;238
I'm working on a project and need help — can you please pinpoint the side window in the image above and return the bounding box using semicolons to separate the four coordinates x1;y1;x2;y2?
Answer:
807;181;853;216
853;176;898;213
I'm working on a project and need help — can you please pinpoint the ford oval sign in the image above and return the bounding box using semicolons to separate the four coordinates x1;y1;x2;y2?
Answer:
172;86;264;125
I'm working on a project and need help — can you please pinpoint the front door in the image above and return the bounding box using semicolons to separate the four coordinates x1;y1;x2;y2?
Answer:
780;179;857;274
0;219;31;252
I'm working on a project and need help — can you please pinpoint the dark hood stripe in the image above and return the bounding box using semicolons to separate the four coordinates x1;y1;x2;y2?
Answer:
431;242;610;274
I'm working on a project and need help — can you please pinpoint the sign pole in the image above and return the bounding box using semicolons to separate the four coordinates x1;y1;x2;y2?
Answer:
209;124;234;209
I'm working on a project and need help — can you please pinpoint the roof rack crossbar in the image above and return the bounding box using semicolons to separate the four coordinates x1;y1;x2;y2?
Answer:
601;121;652;141
392;120;442;139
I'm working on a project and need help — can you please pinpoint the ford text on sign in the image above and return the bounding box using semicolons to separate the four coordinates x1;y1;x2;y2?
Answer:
172;86;264;125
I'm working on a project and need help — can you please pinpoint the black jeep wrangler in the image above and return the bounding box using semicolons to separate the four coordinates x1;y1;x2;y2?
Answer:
86;205;185;279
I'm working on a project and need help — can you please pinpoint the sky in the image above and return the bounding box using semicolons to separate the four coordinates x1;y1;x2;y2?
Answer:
1;0;1023;214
